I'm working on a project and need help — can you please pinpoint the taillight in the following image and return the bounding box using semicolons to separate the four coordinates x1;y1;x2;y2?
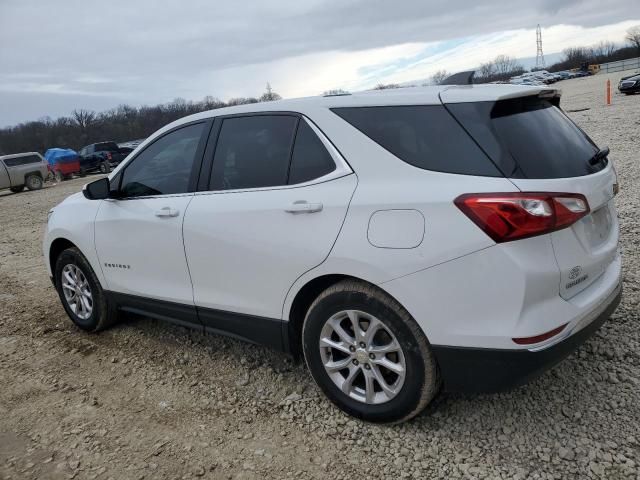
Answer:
455;192;589;243
106;152;112;160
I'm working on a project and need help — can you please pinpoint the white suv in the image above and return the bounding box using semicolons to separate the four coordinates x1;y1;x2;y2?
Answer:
44;85;622;423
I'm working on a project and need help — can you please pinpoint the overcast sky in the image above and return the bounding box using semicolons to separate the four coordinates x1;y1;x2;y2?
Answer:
0;0;638;127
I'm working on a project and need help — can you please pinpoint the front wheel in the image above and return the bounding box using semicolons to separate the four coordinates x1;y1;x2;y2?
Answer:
54;247;118;332
302;280;439;423
99;162;110;174
54;170;64;183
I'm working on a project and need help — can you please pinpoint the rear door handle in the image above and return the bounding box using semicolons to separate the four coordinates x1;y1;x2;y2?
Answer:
285;201;323;214
155;207;180;218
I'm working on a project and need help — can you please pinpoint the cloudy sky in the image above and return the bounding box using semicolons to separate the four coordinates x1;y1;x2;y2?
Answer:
0;0;638;127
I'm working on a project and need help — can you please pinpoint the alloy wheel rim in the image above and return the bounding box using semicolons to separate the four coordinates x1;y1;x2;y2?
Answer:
61;264;93;320
319;310;406;404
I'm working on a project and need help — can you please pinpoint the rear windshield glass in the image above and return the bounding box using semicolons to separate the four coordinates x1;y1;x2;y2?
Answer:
95;142;120;152
331;105;501;177
447;97;603;179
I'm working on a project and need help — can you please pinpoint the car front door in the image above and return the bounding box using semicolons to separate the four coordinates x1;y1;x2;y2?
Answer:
94;120;211;318
183;114;356;347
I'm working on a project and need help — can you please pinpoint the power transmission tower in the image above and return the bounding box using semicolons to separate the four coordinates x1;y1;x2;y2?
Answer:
535;24;546;70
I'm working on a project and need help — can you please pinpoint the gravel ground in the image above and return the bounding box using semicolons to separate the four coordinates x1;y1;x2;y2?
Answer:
1;71;639;480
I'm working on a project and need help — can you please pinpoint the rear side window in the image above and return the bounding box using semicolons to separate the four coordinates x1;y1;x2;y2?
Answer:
447;98;602;179
331;105;500;177
289;121;335;184
210;115;297;190
95;142;119;152
120;122;205;197
3;155;42;167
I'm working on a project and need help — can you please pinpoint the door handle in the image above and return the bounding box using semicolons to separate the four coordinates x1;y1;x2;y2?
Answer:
285;201;323;214
155;207;180;217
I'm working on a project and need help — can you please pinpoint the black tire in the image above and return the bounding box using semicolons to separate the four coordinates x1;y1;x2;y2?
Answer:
99;162;110;174
9;185;24;193
79;167;87;177
54;247;118;332
302;280;439;423
25;174;43;191
54;170;64;183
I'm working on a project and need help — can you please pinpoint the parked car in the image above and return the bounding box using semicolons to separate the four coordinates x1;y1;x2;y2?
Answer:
618;73;640;95
44;148;82;182
0;152;48;193
44;84;622;423
78;142;129;174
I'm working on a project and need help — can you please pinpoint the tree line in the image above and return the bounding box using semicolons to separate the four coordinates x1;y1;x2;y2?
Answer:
0;84;281;156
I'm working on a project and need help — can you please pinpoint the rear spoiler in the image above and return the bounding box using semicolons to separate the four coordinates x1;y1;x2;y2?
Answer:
440;85;561;105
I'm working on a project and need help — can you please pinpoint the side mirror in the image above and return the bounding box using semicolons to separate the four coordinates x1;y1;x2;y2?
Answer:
83;177;110;200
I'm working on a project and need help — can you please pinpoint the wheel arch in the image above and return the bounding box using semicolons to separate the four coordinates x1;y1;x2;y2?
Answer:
286;274;403;358
49;237;79;276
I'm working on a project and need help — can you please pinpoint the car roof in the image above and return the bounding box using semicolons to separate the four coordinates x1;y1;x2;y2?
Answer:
165;83;558;125
0;152;42;160
126;83;558;158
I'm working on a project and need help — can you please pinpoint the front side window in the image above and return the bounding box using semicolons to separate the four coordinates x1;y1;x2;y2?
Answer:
120;123;205;198
210;115;297;190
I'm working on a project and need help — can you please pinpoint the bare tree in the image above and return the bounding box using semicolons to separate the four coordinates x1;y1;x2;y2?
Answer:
429;70;449;85
72;109;96;131
478;62;495;78
493;55;522;76
373;83;401;90
626;25;640;54
260;83;282;102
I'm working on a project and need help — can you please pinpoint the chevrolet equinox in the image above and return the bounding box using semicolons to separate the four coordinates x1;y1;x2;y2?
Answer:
44;84;622;423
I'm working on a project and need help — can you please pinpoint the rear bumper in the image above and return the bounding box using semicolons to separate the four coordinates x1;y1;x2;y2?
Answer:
432;283;622;393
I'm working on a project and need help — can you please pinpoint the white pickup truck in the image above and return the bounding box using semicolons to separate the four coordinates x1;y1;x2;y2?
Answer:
0;152;48;194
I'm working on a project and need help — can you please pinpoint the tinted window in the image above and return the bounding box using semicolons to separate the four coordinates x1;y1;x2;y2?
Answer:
3;155;42;167
210;115;297;190
447;98;601;179
120;123;205;197
288;121;336;184
332;106;500;177
95;142;119;152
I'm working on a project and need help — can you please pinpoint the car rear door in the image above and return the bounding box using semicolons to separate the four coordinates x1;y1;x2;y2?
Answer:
94;120;211;310
182;114;356;344
445;93;619;299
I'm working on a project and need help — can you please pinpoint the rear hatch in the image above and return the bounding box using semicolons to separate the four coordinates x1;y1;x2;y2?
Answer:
442;87;618;299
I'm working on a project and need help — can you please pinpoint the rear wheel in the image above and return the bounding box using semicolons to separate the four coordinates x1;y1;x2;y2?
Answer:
54;170;64;183
54;247;118;332
9;185;24;193
302;280;439;423
79;167;87;177
25;174;43;190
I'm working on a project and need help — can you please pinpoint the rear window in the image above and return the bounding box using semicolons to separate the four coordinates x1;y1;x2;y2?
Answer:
447;97;603;179
95;142;120;152
3;155;42;167
331;105;501;177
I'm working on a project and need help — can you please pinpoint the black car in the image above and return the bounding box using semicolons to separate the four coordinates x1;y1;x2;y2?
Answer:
619;73;640;95
78;142;129;174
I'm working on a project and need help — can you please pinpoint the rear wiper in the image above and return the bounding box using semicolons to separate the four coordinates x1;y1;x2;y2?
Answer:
588;146;609;166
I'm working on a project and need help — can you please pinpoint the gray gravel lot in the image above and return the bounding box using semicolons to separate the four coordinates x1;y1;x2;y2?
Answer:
1;71;639;479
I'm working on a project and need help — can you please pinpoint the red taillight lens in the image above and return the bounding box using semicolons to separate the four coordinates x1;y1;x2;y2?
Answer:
106;152;112;160
455;192;589;243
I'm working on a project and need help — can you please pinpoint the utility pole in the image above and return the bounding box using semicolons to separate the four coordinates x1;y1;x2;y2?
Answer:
535;24;546;70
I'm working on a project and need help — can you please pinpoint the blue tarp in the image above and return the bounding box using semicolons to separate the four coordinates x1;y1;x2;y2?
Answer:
44;148;78;166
